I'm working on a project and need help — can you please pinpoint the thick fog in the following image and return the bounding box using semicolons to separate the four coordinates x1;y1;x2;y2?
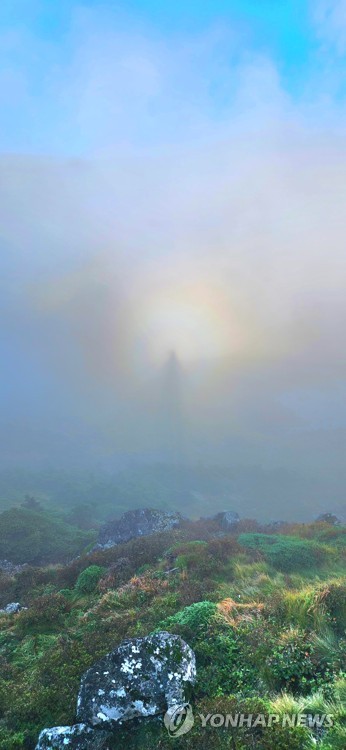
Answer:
1;6;346;511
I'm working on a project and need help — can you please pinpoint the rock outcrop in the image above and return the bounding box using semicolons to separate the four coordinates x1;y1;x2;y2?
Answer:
0;602;27;615
36;724;112;749
97;508;183;549
212;510;240;530
315;512;341;526
77;631;196;727
0;559;28;576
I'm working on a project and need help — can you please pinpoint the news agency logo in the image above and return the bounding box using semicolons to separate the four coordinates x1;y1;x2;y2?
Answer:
164;703;195;737
164;705;334;738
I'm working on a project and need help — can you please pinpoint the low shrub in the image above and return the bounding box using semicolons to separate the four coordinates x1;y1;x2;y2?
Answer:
239;533;332;572
316;582;346;634
159;600;217;640
266;627;330;694
74;565;105;595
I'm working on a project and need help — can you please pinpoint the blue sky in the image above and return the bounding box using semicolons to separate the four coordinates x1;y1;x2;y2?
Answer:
0;0;341;154
0;0;312;41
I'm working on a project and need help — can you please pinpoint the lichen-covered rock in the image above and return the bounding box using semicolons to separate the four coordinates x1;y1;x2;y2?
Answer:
97;508;182;549
77;631;196;727
0;602;27;615
35;723;112;749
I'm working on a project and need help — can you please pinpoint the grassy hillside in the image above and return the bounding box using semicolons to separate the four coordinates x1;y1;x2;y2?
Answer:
0;516;345;748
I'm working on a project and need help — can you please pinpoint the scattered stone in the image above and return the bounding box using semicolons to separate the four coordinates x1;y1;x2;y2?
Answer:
77;631;196;728
97;508;183;549
35;723;112;750
0;602;27;615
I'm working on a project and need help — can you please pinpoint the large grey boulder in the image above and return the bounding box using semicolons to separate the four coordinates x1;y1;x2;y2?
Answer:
35;723;112;749
77;631;196;728
97;508;182;549
212;510;240;530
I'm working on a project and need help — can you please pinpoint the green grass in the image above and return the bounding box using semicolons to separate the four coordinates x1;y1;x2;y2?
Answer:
0;518;345;749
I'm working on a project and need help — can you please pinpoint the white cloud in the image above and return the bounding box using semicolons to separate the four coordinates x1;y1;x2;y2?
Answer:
314;0;346;54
